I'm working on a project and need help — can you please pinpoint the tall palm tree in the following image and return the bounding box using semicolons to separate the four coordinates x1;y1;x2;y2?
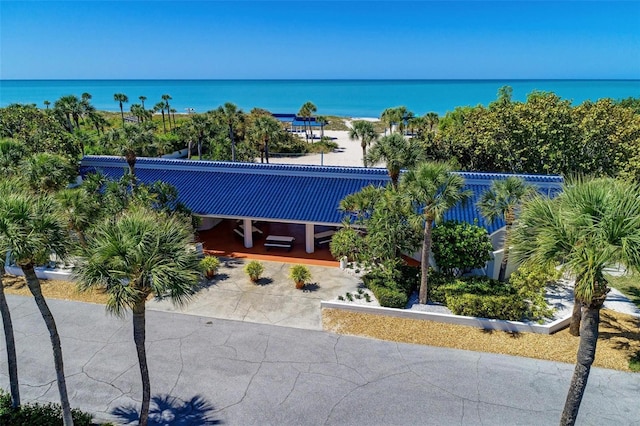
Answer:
44;100;51;110
380;107;395;135
0;181;20;409
349;120;378;168
478;176;536;282
0;193;74;425
138;95;147;110
170;108;177;127
154;102;167;133
54;95;80;133
298;101;316;142
401;161;471;304
366;133;424;187
511;177;640;426
114;93;129;127
74;207;202;426
217;102;243;162
424;112;439;132
249;115;282;163
161;94;172;130
316;115;328;139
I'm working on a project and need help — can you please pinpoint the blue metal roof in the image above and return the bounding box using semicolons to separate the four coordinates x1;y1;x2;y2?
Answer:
79;156;563;231
80;156;390;225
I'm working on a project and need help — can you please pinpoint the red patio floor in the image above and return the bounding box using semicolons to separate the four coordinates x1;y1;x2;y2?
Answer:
196;219;339;267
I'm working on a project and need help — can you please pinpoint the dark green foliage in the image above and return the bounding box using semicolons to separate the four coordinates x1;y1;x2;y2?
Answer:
431;220;493;276
445;293;527;321
427;269;455;304
362;264;417;308
0;389;93;426
422;88;640;179
370;285;408;308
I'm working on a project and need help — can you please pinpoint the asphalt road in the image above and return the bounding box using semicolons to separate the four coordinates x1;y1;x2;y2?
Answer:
1;295;638;425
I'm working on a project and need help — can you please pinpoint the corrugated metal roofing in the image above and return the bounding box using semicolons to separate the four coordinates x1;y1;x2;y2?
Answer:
79;156;563;231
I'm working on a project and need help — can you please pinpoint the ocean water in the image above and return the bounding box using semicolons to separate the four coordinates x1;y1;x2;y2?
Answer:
1;80;638;117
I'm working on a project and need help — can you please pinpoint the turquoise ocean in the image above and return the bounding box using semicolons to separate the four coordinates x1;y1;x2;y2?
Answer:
1;80;639;117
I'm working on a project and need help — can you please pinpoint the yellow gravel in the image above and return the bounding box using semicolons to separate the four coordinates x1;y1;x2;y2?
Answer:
322;308;640;371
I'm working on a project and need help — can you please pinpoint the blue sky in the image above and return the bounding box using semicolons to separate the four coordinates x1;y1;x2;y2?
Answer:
1;1;639;79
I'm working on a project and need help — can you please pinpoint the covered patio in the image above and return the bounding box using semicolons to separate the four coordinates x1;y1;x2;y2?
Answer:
197;219;338;267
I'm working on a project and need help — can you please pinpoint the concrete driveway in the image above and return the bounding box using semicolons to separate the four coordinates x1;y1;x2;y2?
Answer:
2;295;639;425
148;258;363;330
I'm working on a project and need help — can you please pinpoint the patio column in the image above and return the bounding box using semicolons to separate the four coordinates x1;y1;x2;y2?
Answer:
243;218;253;248
305;223;315;254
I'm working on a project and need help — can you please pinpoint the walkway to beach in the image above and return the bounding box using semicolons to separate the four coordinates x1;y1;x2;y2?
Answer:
3;294;638;425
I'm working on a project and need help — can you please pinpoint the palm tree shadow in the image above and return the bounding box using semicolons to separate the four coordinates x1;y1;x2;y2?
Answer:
111;394;222;425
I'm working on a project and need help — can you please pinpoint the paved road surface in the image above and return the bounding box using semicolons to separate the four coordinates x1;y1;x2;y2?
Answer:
1;295;638;425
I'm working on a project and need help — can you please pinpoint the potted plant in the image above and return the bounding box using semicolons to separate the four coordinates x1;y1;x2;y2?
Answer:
289;265;311;289
244;260;264;283
200;256;220;279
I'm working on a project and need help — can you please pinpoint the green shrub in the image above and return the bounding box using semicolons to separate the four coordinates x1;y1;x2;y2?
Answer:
370;285;408;308
427;269;454;304
432;220;493;277
445;293;527;321
289;264;311;285
0;389;93;425
330;227;363;261
200;255;220;277
509;262;560;321
444;275;514;297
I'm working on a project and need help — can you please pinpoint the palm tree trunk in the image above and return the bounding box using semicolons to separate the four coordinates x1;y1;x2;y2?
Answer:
498;221;513;282
161;111;167;133
419;219;434;304
560;297;605;425
362;144;368;168
187;139;193;160
133;301;150;426
229;125;236;162
22;264;73;426
265;137;270;164
569;297;582;336
0;264;20;408
120;104;125;128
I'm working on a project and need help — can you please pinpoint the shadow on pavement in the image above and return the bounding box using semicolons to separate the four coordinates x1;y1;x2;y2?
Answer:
111;394;222;425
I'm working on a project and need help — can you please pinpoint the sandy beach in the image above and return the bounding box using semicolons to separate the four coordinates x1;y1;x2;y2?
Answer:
269;118;379;168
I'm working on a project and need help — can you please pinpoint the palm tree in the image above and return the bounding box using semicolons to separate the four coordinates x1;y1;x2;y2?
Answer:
298;101;316;142
0;193;74;425
380;107;395;135
424;112;439;132
44;100;51;110
114;93;129;127
366;133;424;187
349;120;378;168
401;161;471;304
316;115;328;139
139;95;147;110
20;152;77;194
0;181;21;409
170;108;177;127
478;176;536;282
154;102;167;133
161;94;172;130
511;177;640;426
54;95;80;133
249;115;282;163
74;206;202;426
217;102;243;161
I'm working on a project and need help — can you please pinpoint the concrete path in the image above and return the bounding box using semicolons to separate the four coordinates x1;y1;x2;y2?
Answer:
1;295;638;425
147;259;364;330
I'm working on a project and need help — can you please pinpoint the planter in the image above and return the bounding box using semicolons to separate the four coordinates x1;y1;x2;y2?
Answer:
339;257;348;269
295;281;305;290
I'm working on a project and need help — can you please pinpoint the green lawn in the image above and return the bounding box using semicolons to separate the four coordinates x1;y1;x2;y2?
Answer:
606;272;640;309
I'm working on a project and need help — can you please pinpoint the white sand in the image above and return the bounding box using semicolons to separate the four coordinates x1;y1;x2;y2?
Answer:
270;130;366;167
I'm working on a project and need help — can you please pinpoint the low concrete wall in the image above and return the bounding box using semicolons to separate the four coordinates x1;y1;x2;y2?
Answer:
5;265;74;281
161;148;190;159
321;301;570;335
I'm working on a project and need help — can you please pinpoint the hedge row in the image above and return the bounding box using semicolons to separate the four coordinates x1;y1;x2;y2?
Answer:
0;390;93;426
